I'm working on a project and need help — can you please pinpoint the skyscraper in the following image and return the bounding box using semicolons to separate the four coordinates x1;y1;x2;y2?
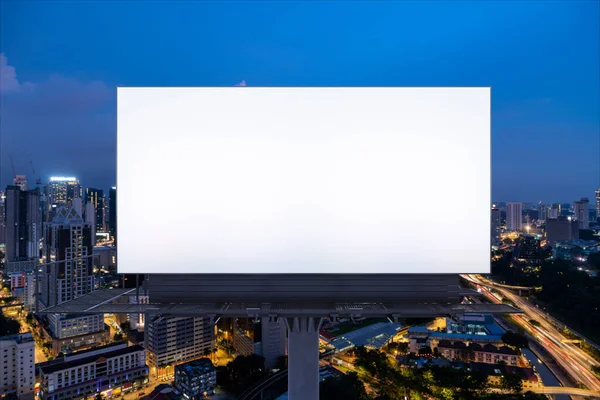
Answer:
39;205;107;349
108;186;117;240
506;202;522;231
146;316;214;380
491;206;501;246
537;202;548;222
47;177;80;207
85;188;106;231
0;191;6;247
573;197;589;230
13;175;27;191
596;188;600;223
4;185;41;263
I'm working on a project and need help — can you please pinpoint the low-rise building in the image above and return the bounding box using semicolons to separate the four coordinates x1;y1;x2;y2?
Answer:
469;362;542;390
174;358;216;399
0;333;35;400
38;343;147;400
408;315;505;354
436;340;519;365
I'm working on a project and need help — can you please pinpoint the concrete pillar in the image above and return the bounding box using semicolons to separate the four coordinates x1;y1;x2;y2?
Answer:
285;317;323;400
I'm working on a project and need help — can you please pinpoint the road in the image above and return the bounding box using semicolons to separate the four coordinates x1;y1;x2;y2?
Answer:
464;274;600;393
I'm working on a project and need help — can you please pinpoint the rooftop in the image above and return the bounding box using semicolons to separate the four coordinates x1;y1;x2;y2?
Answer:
39;344;144;375
175;358;216;376
0;332;34;344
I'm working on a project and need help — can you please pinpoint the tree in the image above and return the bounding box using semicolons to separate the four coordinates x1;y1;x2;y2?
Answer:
320;372;368;400
592;364;600;378
501;331;528;348
114;332;123;341
218;354;266;395
274;355;287;370
500;372;523;393
0;313;21;335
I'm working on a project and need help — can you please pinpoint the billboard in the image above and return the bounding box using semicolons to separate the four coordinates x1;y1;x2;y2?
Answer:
117;87;490;274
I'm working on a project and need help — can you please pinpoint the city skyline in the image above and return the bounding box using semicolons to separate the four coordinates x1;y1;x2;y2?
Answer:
1;1;599;204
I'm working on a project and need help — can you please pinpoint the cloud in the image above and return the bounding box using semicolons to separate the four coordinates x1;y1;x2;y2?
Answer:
234;80;247;86
0;53;34;93
1;54;115;190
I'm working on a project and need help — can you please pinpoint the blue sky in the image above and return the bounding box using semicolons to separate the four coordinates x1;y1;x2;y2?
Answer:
1;0;599;203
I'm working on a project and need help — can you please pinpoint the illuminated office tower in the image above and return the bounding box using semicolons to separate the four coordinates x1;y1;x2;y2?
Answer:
506;202;522;231
108;186;117;240
47;176;81;207
85;188;106;231
4;185;41;263
39;205;107;350
491;206;501;245
573;197;589;230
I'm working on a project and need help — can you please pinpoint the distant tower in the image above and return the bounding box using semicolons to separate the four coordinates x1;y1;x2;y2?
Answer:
573;198;589;230
491;206;501;246
506;202;522;231
109;186;117;241
4;186;41;262
0;191;6;247
47;177;80;207
85;201;96;246
85;188;106;231
596;189;600;223
13;175;28;191
537;202;548;223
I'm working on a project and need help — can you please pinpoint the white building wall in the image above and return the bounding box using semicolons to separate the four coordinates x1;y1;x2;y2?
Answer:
0;333;35;399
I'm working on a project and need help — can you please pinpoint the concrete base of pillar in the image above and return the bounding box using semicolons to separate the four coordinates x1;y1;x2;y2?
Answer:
285;317;323;400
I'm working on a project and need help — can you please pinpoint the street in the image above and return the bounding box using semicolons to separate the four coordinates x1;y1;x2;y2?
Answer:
464;274;600;393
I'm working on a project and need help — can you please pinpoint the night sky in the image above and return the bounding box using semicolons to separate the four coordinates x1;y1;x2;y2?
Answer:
1;1;599;203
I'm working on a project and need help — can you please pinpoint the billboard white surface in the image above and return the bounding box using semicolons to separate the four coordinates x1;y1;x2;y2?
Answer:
117;87;490;274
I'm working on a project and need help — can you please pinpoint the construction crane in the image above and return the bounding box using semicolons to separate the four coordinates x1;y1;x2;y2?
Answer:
30;160;42;187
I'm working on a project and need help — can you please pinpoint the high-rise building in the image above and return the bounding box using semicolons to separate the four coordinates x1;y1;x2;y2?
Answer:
85;188;106;231
146;316;214;379
260;317;287;369
13;175;27;191
4;185;41;263
491;207;501;246
559;203;572;216
84;201;96;246
47;177;81;207
39;205;106;347
506;202;522;231
537;203;548;223
108;186;116;240
0;191;6;247
596;189;600;223
545;216;579;245
0;333;35;399
574;198;589;230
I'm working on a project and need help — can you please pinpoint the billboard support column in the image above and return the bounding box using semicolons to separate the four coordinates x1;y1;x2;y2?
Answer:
285;316;324;400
